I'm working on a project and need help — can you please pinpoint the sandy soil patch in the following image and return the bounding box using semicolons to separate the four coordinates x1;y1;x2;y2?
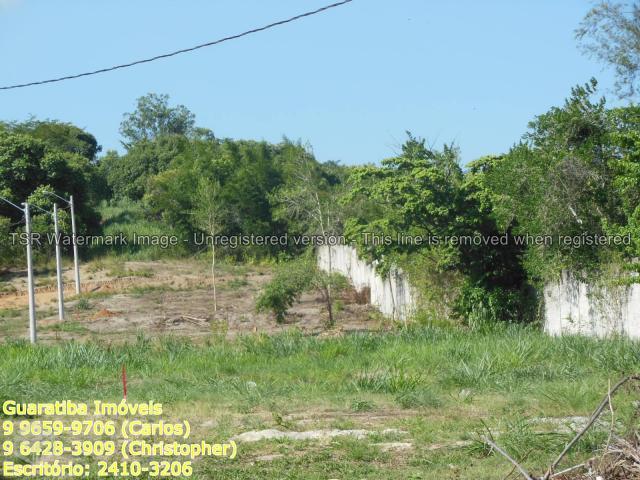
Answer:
0;260;386;343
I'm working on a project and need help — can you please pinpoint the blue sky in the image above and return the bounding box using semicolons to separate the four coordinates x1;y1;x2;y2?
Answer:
0;0;619;165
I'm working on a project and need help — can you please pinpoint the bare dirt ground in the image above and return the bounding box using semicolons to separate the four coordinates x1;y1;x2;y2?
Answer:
0;259;386;343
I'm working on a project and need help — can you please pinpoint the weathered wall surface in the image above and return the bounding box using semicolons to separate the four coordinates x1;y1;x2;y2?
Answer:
543;272;640;338
320;245;640;337
317;245;415;322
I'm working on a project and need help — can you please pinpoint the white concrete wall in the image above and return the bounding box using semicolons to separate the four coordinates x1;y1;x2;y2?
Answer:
320;246;640;337
544;271;640;338
317;245;415;322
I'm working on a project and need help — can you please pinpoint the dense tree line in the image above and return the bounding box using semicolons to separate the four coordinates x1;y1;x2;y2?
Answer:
97;94;344;259
2;0;640;324
344;80;639;325
0;120;104;267
1;85;638;325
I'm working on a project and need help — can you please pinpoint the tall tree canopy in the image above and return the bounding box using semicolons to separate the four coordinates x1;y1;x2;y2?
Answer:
7;120;101;161
143;136;341;258
577;1;640;98
119;93;196;146
344;134;531;323
0;121;103;269
100;94;199;200
0;123;101;230
345;134;464;267
487;80;637;278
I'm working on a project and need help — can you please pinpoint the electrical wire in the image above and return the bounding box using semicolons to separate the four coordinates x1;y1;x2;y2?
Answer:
0;0;353;91
8;215;25;228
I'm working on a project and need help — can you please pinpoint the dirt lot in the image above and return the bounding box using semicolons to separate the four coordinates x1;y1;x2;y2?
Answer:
0;259;386;343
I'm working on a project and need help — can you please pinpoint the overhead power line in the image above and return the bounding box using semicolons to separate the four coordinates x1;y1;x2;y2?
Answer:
9;215;25;228
0;0;353;91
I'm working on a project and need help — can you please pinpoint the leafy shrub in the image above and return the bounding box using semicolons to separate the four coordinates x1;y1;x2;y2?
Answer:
256;252;349;324
454;281;529;329
255;256;314;323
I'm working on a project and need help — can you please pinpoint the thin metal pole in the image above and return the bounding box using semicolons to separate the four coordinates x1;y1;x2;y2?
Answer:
69;195;81;294
23;202;37;344
53;204;65;321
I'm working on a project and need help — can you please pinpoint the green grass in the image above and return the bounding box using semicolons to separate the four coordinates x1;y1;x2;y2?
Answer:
106;263;155;279
74;296;93;311
0;325;638;478
0;308;26;338
0;308;22;319
44;320;89;334
226;277;249;289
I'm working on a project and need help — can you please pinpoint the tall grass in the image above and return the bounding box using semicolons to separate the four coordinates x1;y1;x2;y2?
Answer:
0;325;638;412
1;326;637;478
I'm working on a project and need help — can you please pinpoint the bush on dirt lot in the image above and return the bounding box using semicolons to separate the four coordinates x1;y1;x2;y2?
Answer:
255;255;314;323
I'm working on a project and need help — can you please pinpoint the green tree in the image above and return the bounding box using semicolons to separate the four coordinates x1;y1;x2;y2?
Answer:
220;140;282;243
605;105;640;256
270;143;344;325
345;134;532;324
577;1;640;98
9;119;101;161
487;80;619;279
99;94;198;201
0;131;99;233
0;124;103;271
143;138;323;259
256;254;315;323
192;179;228;315
120;93;196;147
100;135;190;200
455;156;532;324
256;251;347;325
345;133;463;269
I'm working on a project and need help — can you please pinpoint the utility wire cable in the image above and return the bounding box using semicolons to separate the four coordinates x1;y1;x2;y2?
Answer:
9;215;25;228
0;0;353;91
